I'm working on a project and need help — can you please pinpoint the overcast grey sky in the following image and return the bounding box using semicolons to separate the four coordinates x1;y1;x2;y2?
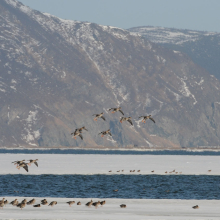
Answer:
19;0;220;32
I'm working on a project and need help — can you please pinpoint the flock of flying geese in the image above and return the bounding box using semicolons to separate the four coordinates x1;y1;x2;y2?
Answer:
0;198;128;210
71;107;155;140
7;107;200;212
12;159;38;172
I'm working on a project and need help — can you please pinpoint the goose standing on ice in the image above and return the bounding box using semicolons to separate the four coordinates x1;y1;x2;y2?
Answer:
48;201;57;207
100;200;106;206
41;200;48;205
92;201;100;209
108;107;124;115
17;202;26;210
85;200;93;207
120;117;133;125
192;205;199;209
4;200;8;206
93;112;105;121
138;115;155;123
0;198;5;209
27;198;35;205
10;199;18;206
67;201;75;207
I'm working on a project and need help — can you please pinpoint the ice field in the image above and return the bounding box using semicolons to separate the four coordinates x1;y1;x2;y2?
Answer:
2;154;220;175
1;197;220;219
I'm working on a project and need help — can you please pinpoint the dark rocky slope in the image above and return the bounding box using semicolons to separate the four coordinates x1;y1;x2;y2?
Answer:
1;0;220;148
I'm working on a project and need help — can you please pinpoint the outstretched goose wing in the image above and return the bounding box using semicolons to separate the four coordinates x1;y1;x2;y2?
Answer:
108;132;112;136
101;116;106;121
34;161;38;167
79;134;83;140
119;110;124;115
149;117;155;123
127;119;133;125
23;164;28;172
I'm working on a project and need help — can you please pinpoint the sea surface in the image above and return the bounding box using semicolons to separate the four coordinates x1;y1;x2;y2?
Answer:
1;174;220;200
1;149;220;200
1;149;220;155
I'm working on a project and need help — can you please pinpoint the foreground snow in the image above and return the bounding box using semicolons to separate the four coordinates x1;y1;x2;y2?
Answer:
1;197;220;219
1;154;219;175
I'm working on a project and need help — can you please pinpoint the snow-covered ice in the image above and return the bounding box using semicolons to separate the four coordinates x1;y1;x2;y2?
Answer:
1;197;220;219
2;154;220;175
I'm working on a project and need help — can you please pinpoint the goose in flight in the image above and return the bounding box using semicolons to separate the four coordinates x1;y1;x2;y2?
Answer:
93;112;105;121
120;117;133;126
98;129;112;137
78;126;88;132
17;162;28;172
71;126;88;136
72;130;83;140
28;159;38;167
12;160;25;167
139;115;155;123
108;107;124;115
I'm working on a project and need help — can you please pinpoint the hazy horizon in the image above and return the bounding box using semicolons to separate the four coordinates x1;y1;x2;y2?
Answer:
18;0;220;33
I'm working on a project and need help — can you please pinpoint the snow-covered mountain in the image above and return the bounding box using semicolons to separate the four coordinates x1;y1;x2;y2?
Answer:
128;26;220;79
1;0;220;148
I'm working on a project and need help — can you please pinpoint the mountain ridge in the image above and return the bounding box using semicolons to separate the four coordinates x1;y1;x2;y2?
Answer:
128;26;220;80
1;0;220;148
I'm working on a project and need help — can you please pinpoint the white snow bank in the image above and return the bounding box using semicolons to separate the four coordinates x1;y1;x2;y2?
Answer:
2;154;220;175
1;197;220;219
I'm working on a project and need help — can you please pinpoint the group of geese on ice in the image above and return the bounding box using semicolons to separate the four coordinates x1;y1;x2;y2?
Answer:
71;107;155;140
0;198;127;210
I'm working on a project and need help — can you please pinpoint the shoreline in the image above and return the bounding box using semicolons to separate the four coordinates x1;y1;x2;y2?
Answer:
1;146;220;152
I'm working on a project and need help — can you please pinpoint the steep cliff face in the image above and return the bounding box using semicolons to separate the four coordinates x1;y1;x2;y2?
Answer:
1;0;220;148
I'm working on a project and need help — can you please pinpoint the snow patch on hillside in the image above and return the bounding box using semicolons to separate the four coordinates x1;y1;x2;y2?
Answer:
165;87;181;102
178;77;197;105
128;26;219;45
21;110;40;146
